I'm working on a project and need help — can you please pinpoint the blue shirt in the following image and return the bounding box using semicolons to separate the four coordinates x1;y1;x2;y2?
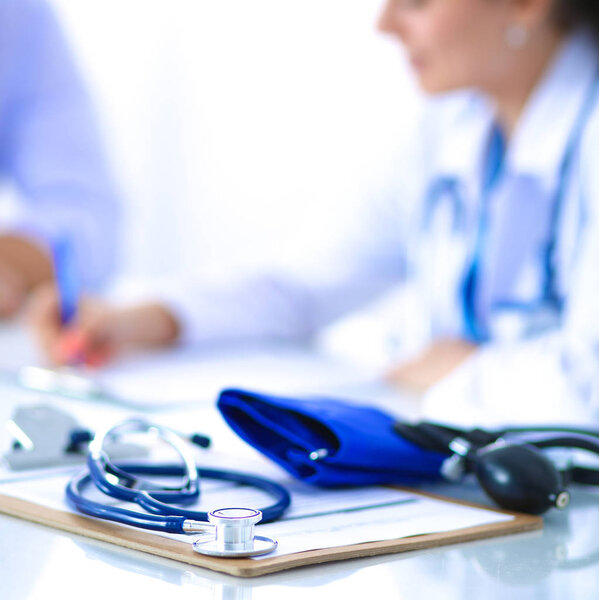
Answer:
0;0;120;290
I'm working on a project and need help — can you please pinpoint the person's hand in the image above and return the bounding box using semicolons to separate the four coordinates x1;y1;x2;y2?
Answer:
0;235;53;317
27;283;181;366
0;260;27;317
384;338;478;394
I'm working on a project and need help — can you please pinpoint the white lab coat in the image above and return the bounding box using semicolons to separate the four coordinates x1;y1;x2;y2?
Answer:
131;30;599;423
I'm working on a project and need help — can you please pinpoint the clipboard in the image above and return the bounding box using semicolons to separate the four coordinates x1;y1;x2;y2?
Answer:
0;488;542;578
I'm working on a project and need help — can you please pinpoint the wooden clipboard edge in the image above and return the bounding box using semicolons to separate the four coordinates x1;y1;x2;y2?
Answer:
0;493;239;575
0;491;542;578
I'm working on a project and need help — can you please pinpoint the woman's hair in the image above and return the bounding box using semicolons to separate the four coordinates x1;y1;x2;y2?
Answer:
553;0;599;41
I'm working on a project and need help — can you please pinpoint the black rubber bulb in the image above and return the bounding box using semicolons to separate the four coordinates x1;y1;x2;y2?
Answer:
473;443;570;515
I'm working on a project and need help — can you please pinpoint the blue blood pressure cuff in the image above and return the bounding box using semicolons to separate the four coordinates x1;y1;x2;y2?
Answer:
217;388;446;487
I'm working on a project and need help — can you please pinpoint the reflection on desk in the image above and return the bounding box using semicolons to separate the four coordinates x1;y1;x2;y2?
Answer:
1;486;598;600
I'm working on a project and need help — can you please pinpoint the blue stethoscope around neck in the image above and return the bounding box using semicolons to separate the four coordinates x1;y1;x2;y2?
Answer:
66;419;291;557
423;70;599;343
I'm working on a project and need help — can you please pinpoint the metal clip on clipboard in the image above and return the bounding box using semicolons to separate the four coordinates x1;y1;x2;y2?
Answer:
4;404;146;470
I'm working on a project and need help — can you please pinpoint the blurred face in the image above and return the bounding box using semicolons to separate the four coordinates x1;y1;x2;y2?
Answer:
378;0;517;94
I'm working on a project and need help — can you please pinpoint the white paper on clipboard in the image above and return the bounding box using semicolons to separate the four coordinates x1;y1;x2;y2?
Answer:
0;469;513;559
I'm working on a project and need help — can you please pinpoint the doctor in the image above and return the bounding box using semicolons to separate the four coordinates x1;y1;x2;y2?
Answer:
30;0;599;412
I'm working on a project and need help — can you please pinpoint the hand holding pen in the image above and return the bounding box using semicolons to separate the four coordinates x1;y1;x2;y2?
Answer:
26;238;108;366
28;284;181;367
27;239;181;366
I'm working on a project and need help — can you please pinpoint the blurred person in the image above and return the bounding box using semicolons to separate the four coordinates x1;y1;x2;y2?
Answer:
30;0;599;411
0;0;119;318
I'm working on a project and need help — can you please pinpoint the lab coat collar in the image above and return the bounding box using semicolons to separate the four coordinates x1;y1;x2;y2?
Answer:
507;29;599;188
432;91;494;201
433;29;599;196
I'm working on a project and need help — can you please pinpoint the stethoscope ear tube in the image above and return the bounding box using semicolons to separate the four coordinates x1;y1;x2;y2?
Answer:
66;463;291;533
66;469;190;533
125;465;291;523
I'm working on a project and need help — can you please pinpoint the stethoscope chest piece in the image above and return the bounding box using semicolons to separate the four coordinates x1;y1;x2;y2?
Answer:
192;508;278;558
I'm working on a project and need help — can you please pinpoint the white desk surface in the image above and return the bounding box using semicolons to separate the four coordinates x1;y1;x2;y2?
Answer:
0;323;598;600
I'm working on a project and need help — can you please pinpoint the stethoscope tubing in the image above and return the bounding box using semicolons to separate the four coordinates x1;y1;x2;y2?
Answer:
66;463;291;534
87;455;199;505
424;71;599;342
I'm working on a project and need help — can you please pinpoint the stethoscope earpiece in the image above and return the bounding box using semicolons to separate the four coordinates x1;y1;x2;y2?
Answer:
473;442;570;515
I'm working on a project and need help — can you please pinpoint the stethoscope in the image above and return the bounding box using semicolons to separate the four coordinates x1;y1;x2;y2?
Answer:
66;419;291;557
422;70;599;343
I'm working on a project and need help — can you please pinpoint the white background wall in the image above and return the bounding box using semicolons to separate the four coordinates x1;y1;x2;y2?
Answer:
50;0;421;285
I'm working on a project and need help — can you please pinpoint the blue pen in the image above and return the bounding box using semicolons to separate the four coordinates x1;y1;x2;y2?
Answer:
52;236;79;325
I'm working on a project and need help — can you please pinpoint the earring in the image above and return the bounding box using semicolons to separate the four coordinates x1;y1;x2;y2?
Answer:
505;24;529;48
